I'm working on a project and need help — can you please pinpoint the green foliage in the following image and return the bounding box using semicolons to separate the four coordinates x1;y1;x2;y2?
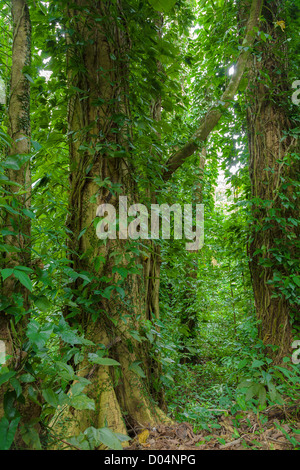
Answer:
0;0;299;450
66;426;130;450
148;0;177;13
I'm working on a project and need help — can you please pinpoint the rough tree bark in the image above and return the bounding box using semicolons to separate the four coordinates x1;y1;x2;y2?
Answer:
51;0;169;442
0;0;31;417
245;0;300;362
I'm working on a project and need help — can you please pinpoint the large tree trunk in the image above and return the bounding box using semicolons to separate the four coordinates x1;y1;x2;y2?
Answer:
246;0;299;363
51;0;168;441
0;0;31;417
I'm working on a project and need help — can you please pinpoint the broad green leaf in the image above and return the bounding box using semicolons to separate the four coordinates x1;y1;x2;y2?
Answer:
70;395;95;411
3;156;22;170
4;391;18;420
19;373;35;383
42;388;59;408
0;371;16;387
34;296;52;312
128;361;146;378
82;426;129;450
97;427;123;450
0;417;20;450
1;269;14;281
100;286;114;299
27;321;53;349
83;427;102;448
258;386;267;407
88;354;120;367
56;361;76;380
23;73;34;83
67;434;90;450
20;425;42;450
13;270;32;292
112;266;128;278
148;0;177;13
251;359;265;368
10;378;22;398
22;208;35;219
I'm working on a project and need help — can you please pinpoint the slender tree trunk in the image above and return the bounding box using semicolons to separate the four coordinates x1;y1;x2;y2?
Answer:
0;0;38;449
0;0;31;401
246;0;299;363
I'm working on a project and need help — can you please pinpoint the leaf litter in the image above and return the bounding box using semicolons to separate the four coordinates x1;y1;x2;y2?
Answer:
127;402;300;450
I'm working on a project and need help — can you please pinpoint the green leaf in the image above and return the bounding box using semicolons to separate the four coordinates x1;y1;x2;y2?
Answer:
0;129;12;147
0;417;20;450
70;395;95;411
4;391;18;420
56;361;76;380
251;359;265;368
267;382;278;402
19;373;35;383
3;156;22;170
128;361;146;378
97;427;123;450
23;73;34;83
88;354;120;367
237;358;248;369
78;227;87;239
245;384;256;401
100;286;114;299
112;266;128;278
237;380;254;390
42;388;59;408
12;265;33;272
34;296;52;312
1;269;14;281
67;434;90;450
31;140;42;152
20;425;42;450
22;208;35;219
0;371;16;387
258;386;267;407
148;0;177;13
292;276;300;287
10;378;22;398
58;328;83;345
27;321;53;349
13;269;32;292
129;330;142;342
114;432;131;443
83;427;102;448
82;426;129;450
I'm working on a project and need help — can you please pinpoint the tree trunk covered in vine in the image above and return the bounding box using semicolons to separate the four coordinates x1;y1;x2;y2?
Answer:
51;0;168;441
246;0;300;363
0;0;32;422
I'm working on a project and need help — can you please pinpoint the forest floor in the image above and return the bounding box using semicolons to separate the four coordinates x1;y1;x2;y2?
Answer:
127;404;300;450
127;298;300;451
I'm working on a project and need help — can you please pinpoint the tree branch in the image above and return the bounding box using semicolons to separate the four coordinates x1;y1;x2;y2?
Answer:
163;0;263;180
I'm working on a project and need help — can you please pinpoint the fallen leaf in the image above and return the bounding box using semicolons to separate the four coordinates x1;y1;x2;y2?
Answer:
138;429;150;444
276;20;285;31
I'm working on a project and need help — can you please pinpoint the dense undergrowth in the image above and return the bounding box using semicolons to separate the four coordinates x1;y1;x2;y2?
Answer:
158;201;300;447
161;299;300;448
0;0;299;451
